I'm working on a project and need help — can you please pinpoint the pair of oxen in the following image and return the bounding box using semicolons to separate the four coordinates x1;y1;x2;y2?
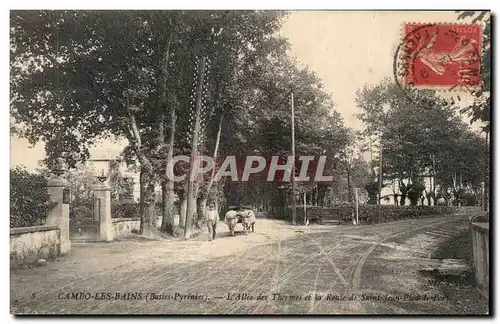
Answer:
204;206;256;241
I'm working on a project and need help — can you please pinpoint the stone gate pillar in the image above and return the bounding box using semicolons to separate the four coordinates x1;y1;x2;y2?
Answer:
46;176;71;254
93;197;100;222
94;182;113;242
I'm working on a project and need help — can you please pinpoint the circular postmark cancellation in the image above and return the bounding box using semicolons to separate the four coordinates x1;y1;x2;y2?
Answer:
393;22;483;110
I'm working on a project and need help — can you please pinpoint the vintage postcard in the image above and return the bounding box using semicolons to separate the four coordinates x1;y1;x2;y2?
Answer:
9;10;491;315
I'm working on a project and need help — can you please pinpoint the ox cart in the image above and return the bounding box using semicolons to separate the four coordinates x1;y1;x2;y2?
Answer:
224;205;256;236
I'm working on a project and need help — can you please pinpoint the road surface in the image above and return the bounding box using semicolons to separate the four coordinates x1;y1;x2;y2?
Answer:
11;214;488;315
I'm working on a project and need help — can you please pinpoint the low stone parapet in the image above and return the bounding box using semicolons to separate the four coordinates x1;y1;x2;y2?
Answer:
469;216;489;296
10;225;61;268
111;215;180;239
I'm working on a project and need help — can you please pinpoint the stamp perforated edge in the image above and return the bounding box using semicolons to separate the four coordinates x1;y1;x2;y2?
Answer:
395;21;486;93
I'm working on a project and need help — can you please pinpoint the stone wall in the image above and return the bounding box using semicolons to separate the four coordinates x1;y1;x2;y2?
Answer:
111;218;141;240
469;216;489;296
10;226;61;268
111;215;180;239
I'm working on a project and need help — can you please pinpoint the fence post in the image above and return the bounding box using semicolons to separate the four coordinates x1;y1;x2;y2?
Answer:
94;182;113;242
355;188;360;225
46;176;71;254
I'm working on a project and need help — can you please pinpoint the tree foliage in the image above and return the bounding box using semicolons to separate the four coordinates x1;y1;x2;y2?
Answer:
67;164;97;206
456;11;491;130
10;166;50;227
356;79;486;205
11;10;352;233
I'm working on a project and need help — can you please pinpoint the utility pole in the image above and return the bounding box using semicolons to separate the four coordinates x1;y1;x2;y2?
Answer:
355;188;360;225
432;154;436;206
377;134;383;224
484;130;489;212
303;192;307;225
291;92;297;225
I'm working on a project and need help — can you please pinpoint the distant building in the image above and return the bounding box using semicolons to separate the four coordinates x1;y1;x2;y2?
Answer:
86;149;141;202
380;175;437;206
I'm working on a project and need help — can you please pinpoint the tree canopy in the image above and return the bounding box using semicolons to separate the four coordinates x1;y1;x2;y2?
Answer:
356;79;487;205
11;10;352;234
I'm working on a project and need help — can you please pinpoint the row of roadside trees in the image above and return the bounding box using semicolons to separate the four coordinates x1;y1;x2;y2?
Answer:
355;11;490;208
10;10;362;237
356;79;489;207
10;10;490;235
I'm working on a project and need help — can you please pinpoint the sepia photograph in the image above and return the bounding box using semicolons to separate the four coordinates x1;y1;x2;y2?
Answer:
9;8;491;316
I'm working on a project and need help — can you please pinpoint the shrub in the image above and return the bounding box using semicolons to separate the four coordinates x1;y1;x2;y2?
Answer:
354;205;456;223
283;204;459;224
10;167;49;228
70;206;94;219
407;183;426;206
112;202;139;219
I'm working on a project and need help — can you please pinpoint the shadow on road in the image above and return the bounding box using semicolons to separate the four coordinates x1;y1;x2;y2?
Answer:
11;216;487;315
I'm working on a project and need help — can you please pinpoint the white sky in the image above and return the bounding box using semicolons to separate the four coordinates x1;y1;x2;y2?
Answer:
10;10;480;171
280;10;473;130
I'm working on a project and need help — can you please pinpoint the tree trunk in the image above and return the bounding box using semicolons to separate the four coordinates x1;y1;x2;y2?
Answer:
400;194;406;206
139;168;158;237
125;92;159;238
191;182;200;228
160;101;177;234
263;184;269;212
184;57;207;239
150;33;173;234
160;181;174;234
179;190;187;228
318;187;326;206
399;179;407;206
139;167;145;224
215;195;221;220
346;166;352;203
199;113;224;222
197;196;208;227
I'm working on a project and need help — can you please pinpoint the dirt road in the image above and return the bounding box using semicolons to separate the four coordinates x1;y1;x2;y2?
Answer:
10;214;488;315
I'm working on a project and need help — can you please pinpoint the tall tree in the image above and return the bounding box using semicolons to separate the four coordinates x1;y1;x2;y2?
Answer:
11;10;301;236
11;10;181;237
356;80;485;206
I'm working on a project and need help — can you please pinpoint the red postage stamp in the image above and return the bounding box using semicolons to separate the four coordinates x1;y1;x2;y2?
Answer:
400;23;482;90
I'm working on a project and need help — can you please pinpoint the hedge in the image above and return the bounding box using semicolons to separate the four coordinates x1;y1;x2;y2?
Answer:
111;202;163;218
278;204;460;224
111;202;140;218
10;167;49;228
